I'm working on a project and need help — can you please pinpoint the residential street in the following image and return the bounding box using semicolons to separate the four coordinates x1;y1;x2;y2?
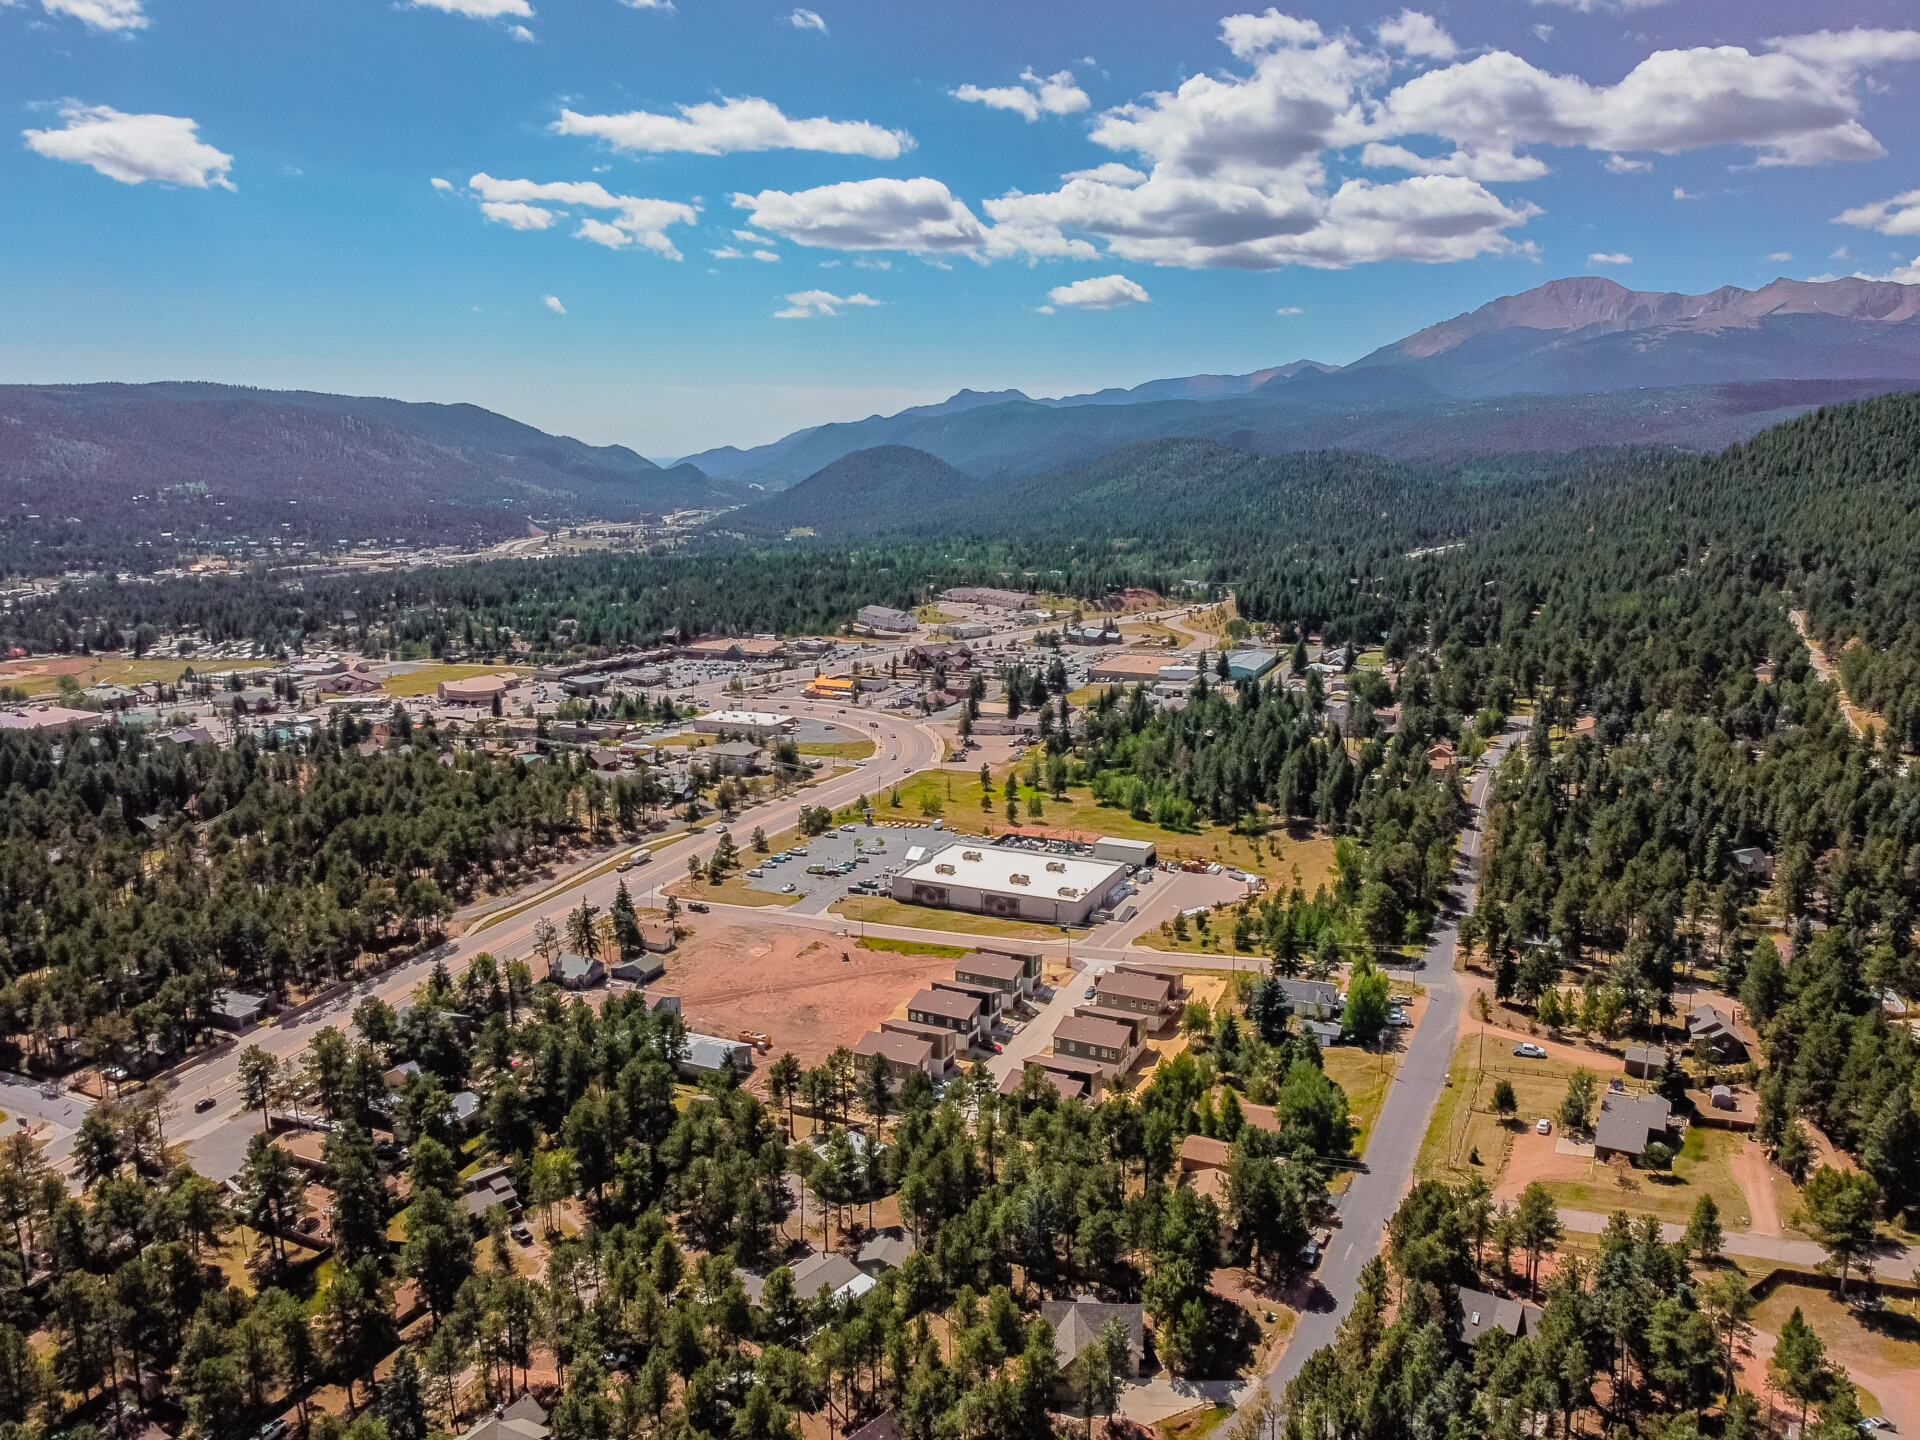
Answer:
1266;722;1525;1402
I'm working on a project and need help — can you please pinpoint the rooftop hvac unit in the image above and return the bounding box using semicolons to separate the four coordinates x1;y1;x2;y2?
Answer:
935;863;956;875
1009;874;1030;886
1058;887;1080;898
1045;861;1066;873
962;850;982;861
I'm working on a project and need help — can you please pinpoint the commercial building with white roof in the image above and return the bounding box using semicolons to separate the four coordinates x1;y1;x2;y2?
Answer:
891;842;1127;926
694;710;798;737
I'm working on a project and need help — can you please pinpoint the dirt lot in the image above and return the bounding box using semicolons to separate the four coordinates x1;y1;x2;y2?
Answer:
657;917;976;1070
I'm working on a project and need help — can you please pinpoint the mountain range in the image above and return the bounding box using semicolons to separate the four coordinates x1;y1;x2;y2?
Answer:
6;273;1920;571
0;381;744;553
682;275;1920;489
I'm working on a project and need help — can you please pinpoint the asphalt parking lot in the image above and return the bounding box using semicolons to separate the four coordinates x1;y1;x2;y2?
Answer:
742;821;948;914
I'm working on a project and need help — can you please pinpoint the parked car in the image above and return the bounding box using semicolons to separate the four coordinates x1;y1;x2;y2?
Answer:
781;883;797;893
1084;985;1096;999
257;1420;291;1440
747;868;765;878
687;901;710;913
1513;1043;1547;1058
1536;1118;1552;1135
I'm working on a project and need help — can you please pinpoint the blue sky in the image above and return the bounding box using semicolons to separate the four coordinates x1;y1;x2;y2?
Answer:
8;0;1920;456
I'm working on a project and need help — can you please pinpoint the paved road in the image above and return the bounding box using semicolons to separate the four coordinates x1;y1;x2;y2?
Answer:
1266;722;1524;1402
169;700;950;1181
1553;1206;1915;1278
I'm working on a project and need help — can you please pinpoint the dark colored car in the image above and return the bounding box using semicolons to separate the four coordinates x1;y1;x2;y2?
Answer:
194;1096;217;1113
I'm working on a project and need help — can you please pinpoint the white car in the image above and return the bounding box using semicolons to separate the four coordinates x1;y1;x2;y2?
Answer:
781;882;796;893
1536;1118;1552;1135
1513;1043;1547;1059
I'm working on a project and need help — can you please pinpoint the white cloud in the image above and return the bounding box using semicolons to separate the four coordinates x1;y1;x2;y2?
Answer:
1527;0;1670;10
787;7;825;31
1831;244;1849;259
734;177;991;254
733;229;771;243
1276;305;1303;314
543;295;566;314
481;200;560;230
853;257;891;269
621;0;673;9
509;24;533;40
1046;274;1150;309
467;173;698;257
41;0;147;32
955;68;1090;123
711;246;745;259
1377;11;1457;61
1834;190;1920;237
1587;251;1631;264
431;176;455;192
774;289;881;318
1369;27;1920;178
554;95;909;159
1765;251;1792;261
1604;153;1650;173
1063;163;1146;186
1673;186;1700;199
24;103;233;188
408;0;532;16
752;249;780;262
727;15;1920;275
1842;254;1920;284
1532;24;1553;42
968;16;1544;268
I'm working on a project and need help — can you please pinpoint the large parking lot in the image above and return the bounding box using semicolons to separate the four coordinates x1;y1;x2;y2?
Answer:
741;821;946;913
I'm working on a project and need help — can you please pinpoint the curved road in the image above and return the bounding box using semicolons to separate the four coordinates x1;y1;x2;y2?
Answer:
1265;721;1524;1402
170;700;950;1180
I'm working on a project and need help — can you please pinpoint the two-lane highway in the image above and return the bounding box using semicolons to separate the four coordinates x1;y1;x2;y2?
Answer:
171;701;951;1181
1265;721;1524;1401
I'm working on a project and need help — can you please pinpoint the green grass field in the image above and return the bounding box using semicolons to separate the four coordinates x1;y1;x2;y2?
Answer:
381;663;528;698
831;895;1083;941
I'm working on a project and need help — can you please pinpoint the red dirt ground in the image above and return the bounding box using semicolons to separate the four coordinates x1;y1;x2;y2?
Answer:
657;919;976;1070
1730;1139;1782;1237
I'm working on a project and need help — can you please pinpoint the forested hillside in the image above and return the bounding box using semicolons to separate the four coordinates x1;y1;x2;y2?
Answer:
0;383;741;573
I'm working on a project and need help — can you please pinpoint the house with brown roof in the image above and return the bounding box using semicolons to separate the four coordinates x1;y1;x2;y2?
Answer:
880;1018;959;1074
853;1029;940;1088
953;950;1035;1001
1687;1003;1746;1061
1052;1013;1140;1073
931;977;1006;1022
1092;968;1180;1028
907;987;988;1044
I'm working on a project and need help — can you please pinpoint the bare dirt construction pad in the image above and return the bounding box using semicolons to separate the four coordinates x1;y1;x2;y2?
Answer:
659;920;974;1070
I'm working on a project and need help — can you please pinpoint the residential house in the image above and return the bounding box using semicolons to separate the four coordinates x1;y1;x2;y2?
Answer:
1091;969;1180;1030
463;1395;548;1440
680;1033;753;1079
1039;1300;1144;1376
547;953;604;990
879;1019;959;1075
1455;1288;1543;1346
930;977;1005;1023
1622;1045;1668;1079
906;987;988;1045
1593;1092;1673;1163
1178;1132;1231;1204
1277;978;1343;1020
1731;848;1775;882
1051;1013;1140;1074
855;1229;916;1275
1686;1004;1746;1061
788;1251;876;1302
952;951;1035;1002
853;1029;940;1088
463;1164;521;1222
